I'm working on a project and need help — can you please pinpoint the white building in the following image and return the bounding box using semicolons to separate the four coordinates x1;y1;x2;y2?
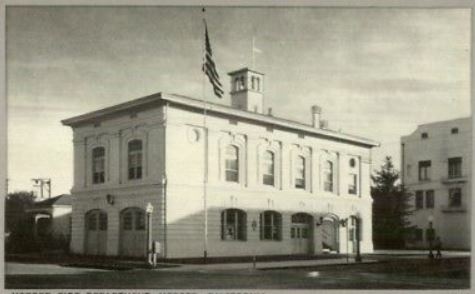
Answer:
62;68;379;259
401;117;471;250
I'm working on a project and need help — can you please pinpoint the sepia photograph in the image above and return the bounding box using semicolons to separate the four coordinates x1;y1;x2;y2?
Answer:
2;1;472;291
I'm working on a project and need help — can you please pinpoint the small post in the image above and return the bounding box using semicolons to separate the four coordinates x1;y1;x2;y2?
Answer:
346;224;349;264
355;216;362;263
428;215;434;260
146;202;154;266
253;255;256;269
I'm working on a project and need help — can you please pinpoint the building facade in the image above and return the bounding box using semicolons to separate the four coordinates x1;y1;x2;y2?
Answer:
401;117;471;250
62;68;379;259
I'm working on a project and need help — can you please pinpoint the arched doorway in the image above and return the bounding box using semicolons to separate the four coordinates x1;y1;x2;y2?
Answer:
321;214;339;253
84;209;108;255
291;213;313;254
119;207;146;257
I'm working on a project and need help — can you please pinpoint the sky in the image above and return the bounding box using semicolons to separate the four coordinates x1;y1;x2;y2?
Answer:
6;6;471;195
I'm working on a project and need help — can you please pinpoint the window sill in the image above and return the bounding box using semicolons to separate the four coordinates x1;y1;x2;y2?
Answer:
441;206;466;213
418;179;432;183
441;176;467;184
221;181;246;188
261;183;278;189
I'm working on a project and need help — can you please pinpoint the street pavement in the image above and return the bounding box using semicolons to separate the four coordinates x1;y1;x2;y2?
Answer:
5;250;471;289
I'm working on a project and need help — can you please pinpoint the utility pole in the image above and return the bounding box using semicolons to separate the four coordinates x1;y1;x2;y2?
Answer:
31;178;51;200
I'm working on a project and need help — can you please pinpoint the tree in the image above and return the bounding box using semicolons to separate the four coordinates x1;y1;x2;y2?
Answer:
5;191;36;253
371;156;413;249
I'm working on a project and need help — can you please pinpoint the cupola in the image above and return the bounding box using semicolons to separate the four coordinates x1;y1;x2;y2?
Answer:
228;68;264;113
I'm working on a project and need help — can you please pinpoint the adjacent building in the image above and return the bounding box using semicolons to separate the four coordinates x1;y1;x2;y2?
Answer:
25;194;72;248
62;68;379;259
401;117;471;250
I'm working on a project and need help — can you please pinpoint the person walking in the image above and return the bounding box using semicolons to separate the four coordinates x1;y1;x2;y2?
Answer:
434;237;442;259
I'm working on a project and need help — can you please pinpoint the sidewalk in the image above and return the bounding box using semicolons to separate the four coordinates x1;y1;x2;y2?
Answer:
371;249;470;257
160;257;377;272
8;249;469;273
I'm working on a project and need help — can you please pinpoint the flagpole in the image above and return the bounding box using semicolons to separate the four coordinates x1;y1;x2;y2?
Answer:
201;9;224;262
252;37;255;68
202;8;209;263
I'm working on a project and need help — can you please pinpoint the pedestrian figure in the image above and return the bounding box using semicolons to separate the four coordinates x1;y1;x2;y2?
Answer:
434;237;442;259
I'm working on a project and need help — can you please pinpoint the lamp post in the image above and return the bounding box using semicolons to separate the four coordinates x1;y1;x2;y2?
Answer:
428;215;434;260
146;202;154;266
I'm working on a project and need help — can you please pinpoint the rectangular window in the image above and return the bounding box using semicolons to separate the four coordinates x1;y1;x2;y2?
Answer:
449;188;462;207
425;190;434;208
324;161;333;192
263;151;275;186
225;146;239;182
128;140;143;180
295;156;305;189
92;147;105;184
418;160;431;181
415;190;424;209
448;157;462;179
451;127;459;134
348;173;357;195
222;209;246;241
260;211;282;241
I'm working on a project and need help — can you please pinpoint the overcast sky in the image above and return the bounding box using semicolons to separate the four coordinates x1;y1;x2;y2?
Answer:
7;6;471;195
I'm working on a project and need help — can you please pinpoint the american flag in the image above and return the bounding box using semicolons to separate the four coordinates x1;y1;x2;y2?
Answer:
202;21;224;98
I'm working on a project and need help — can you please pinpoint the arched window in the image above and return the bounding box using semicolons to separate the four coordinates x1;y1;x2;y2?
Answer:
225;145;239;182
324;160;333;192
92;147;105;184
221;209;247;241
121;207;146;231
349;158;356;168
86;209;107;231
260;211;282;241
234;77;240;91
295;156;306;189
291;213;312;239
263;151;275;186
240;76;245;89
128;140;143;180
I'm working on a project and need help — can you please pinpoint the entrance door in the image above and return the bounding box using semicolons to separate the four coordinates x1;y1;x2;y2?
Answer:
291;213;312;254
321;217;338;252
85;210;108;255
119;207;147;257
